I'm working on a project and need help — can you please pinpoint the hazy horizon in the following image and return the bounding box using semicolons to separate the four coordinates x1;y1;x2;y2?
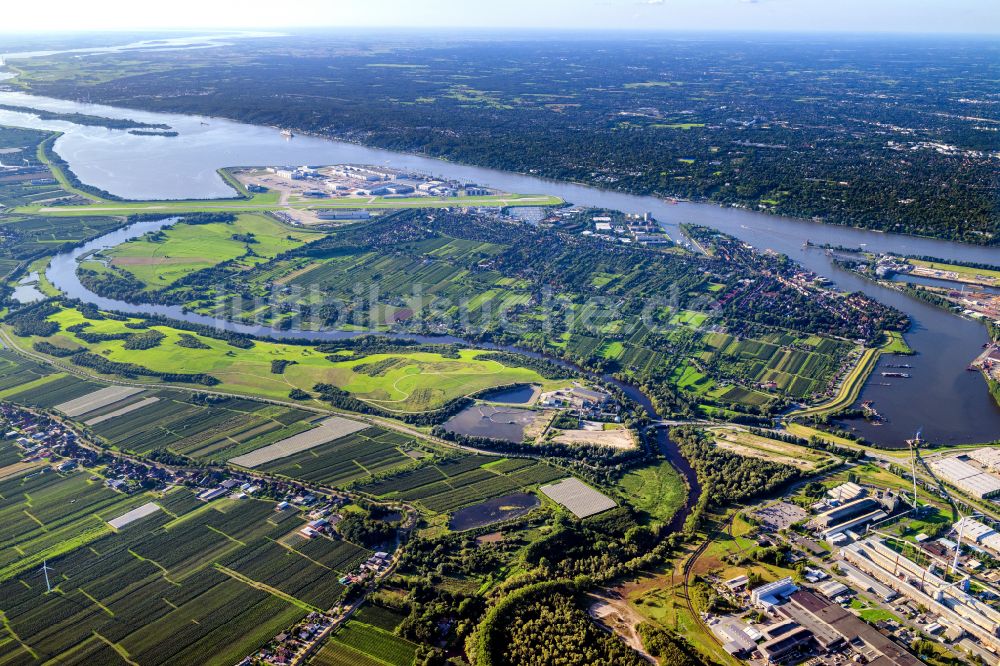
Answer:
1;0;998;36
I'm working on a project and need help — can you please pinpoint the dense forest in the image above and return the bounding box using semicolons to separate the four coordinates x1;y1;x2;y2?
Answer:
9;34;998;243
670;426;801;505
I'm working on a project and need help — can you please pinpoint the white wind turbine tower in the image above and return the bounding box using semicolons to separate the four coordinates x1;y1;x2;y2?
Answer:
40;560;54;593
907;429;922;512
952;512;984;575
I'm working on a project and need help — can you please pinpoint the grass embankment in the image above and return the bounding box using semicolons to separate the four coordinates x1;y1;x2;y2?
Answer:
786;347;879;419
878;330;913;355
36;132;103;202
12;304;569;412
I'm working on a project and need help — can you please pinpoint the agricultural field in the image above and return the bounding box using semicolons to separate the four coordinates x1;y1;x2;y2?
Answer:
133;210;865;416
311;617;418;666
0;458;371;666
787;347;880;419
695;331;850;401
253;426;428;487
0;466;150;583
3;372;104;409
14;302;564;412
228;416;368;468
95;213;318;289
0;349;62;399
355;453;566;517
70;389;317;461
0;126;123;279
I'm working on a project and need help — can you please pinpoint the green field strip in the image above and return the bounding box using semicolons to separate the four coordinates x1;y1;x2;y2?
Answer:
0;372;64;399
77;587;115;617
0;523;109;583
0;610;38;660
91;631;140;666
205;524;246;546
214;564;321;613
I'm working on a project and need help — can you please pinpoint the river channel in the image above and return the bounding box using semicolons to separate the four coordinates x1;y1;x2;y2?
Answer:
1;51;998;446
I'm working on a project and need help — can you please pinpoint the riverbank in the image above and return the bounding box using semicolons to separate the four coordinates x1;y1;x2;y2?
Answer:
787;348;881;420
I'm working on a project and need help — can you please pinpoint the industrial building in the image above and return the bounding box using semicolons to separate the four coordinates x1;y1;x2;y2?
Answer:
750;577;798;609
317;210;371;221
841;536;1000;652
816;580;850;599
775;590;921;665
955;517;1000;558
837;561;898;602
757;625;813;662
827;481;867;504
811;497;888;536
929;456;1000;499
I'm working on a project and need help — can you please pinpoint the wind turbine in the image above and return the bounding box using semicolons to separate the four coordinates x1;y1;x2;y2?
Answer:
40;560;54;593
906;429;922;512
952;511;985;575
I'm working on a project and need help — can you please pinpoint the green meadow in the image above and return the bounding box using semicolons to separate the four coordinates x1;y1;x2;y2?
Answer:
16;304;566;413
102;213;318;287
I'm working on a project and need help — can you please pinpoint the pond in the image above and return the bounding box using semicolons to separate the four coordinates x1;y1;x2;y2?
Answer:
442;404;537;443
478;384;537;405
448;492;540;531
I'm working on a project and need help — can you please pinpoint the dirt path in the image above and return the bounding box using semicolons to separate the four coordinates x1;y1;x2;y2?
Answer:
586;591;657;664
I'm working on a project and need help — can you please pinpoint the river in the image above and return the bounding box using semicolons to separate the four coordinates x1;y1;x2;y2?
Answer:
1;58;998;446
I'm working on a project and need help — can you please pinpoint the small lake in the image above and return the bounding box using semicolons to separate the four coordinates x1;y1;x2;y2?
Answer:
11;272;44;304
449;492;540;531
442;405;537;443
479;384;537;404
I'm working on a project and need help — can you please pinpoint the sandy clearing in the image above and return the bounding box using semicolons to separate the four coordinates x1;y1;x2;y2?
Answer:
551;427;635;450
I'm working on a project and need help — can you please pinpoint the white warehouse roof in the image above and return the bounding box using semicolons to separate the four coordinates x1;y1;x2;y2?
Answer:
931;457;983;481
955;517;996;544
930;457;1000;498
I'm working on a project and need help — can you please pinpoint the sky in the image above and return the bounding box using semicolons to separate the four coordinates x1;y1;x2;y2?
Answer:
1;0;998;35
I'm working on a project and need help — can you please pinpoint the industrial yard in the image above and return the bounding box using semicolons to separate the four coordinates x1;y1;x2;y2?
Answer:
672;455;1000;666
232;164;523;225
